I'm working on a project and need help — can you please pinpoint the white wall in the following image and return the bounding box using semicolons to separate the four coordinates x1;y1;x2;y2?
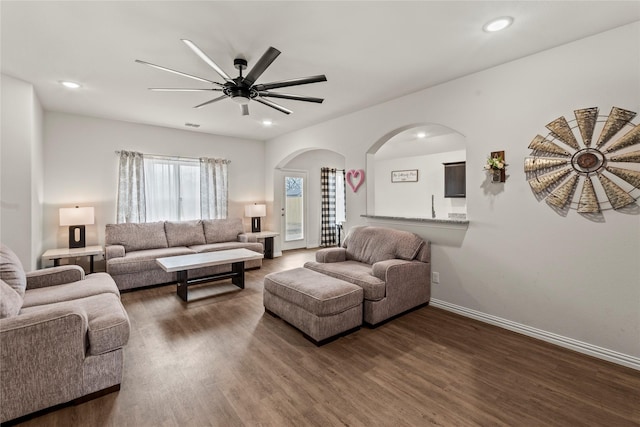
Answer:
1;74;44;270
374;150;466;219
281;149;345;248
264;23;640;364
43;112;265;251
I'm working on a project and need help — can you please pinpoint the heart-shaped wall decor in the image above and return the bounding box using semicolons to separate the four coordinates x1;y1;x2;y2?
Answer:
346;169;365;192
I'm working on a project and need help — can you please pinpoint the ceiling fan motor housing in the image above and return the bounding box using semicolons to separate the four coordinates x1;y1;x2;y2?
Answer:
225;82;256;104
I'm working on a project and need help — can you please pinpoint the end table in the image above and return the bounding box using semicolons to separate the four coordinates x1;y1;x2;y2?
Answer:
42;245;104;273
244;231;279;259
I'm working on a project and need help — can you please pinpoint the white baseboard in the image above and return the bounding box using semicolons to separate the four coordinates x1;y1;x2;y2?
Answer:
430;299;640;371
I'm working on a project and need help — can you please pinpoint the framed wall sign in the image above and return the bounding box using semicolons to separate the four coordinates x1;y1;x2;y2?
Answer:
391;169;418;182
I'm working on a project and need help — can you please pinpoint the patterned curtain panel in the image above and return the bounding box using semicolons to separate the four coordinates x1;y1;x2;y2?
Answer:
200;157;230;219
320;167;337;246
116;151;146;223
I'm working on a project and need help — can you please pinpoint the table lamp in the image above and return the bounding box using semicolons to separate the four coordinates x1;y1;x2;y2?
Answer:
244;204;266;233
59;206;95;248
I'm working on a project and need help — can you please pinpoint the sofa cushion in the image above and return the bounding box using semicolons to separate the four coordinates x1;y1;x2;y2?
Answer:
22;273;120;309
304;260;386;301
0;280;22;318
106;247;195;275
202;218;244;244
165;220;206;247
189;241;264;254
0;244;27;298
105;221;168;252
343;226;425;265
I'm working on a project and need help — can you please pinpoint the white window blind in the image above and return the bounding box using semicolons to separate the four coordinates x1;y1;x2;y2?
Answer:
144;156;201;222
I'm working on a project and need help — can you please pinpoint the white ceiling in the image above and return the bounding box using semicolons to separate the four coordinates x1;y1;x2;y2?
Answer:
2;1;639;141
375;124;465;160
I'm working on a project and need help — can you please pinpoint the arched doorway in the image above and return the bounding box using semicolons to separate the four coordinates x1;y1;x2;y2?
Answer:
366;123;466;219
275;148;346;251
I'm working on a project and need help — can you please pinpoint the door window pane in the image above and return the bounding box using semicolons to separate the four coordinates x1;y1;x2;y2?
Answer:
285;176;304;241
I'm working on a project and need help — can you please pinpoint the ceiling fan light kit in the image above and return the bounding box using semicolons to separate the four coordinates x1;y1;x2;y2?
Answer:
136;39;327;116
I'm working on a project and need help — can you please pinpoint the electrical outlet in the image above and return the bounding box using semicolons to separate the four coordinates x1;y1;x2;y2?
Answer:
432;271;440;284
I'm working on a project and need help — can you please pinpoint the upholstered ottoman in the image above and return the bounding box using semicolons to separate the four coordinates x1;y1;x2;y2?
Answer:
264;267;363;345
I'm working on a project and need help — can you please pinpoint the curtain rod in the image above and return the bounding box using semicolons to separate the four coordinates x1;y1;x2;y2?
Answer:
115;151;230;163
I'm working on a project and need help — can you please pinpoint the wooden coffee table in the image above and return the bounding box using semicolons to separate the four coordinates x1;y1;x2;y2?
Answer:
156;248;264;302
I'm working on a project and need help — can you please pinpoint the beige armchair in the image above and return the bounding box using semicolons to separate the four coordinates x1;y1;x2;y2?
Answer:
304;226;431;325
0;244;130;424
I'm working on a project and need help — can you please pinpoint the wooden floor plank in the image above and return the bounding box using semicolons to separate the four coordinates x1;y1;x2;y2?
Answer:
13;248;640;426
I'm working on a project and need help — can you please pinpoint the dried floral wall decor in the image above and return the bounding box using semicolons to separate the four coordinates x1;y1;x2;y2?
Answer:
525;106;640;215
485;150;506;183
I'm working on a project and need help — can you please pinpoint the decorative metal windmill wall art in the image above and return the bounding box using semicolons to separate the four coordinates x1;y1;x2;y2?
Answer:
525;106;640;216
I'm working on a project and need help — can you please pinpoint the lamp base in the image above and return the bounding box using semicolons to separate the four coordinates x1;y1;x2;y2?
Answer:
251;217;261;233
68;225;86;248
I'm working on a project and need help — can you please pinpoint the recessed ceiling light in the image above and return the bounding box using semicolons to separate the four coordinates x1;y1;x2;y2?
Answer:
417;132;427;139
60;80;81;89
483;16;514;33
262;119;273;127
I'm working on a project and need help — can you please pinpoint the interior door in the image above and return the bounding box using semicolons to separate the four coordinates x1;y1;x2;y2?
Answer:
281;171;307;251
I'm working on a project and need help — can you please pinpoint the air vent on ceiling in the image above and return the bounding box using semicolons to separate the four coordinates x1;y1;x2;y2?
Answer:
185;122;200;128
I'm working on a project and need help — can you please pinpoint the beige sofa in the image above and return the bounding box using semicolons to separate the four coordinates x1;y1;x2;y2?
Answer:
0;244;130;424
105;218;263;290
304;225;431;325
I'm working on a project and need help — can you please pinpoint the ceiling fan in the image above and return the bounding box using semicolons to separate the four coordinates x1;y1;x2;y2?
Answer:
135;40;327;116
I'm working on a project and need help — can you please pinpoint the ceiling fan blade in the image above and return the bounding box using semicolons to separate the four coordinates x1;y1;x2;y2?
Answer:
135;60;222;85
193;94;228;109
254;98;292;115
243;47;281;87
181;39;235;84
241;104;249;116
258;91;324;103
149;88;223;92
253;75;327;91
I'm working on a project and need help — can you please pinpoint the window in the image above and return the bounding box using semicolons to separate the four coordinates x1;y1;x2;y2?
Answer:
285;175;304;241
116;151;228;223
144;157;201;222
336;170;346;224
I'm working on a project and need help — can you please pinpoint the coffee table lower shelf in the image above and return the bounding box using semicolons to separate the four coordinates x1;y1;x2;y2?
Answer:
175;262;246;302
156;249;264;302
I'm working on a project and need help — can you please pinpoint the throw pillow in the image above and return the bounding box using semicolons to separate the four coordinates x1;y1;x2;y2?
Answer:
165;220;206;247
203;218;244;244
105;222;169;252
0;243;27;298
0;279;22;318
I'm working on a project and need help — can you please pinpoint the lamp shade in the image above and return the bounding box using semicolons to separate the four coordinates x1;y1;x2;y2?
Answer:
59;207;95;226
244;204;266;218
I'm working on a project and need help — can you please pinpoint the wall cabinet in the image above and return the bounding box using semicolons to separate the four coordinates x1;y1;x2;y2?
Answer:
444;161;466;198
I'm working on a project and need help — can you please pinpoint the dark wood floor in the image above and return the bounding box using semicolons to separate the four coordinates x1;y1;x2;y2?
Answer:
17;249;640;426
